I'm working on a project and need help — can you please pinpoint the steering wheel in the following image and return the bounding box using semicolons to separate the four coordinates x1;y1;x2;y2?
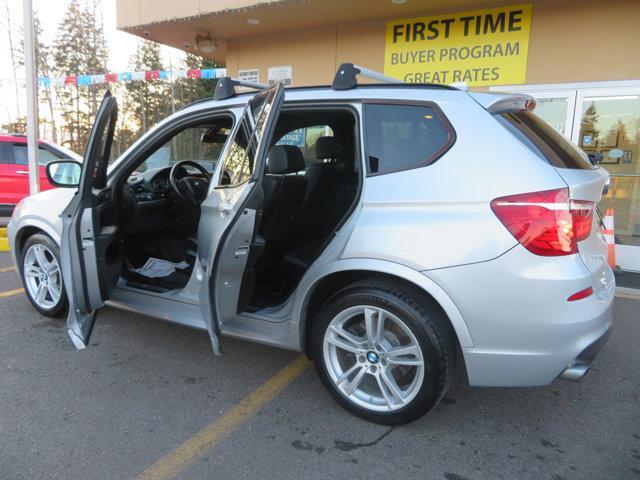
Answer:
169;160;212;208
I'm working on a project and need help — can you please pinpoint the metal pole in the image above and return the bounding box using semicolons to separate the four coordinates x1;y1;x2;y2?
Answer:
23;0;39;194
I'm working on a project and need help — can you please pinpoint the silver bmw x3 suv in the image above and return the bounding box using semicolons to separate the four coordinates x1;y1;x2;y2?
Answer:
8;64;614;424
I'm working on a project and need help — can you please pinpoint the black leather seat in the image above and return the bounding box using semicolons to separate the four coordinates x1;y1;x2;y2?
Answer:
282;137;349;274
296;136;347;241
260;145;307;241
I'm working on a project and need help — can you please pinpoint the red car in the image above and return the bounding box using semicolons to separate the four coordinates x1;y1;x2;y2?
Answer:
0;133;81;216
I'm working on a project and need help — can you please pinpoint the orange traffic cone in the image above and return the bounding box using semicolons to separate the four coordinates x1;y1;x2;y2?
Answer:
603;208;616;269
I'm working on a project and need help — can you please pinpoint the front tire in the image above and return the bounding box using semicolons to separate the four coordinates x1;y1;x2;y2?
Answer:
311;280;455;425
20;233;68;318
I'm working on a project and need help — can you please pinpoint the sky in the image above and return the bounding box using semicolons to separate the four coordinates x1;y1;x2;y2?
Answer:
0;0;183;124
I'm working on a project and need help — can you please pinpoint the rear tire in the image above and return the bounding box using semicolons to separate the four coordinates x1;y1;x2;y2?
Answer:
311;280;455;425
19;233;68;318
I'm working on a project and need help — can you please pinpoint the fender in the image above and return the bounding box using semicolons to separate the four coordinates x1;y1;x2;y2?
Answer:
9;216;62;265
294;257;474;350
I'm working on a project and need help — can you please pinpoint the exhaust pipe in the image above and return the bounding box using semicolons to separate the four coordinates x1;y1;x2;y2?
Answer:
559;364;590;381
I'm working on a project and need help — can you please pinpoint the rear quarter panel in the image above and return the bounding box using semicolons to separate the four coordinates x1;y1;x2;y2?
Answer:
343;93;568;271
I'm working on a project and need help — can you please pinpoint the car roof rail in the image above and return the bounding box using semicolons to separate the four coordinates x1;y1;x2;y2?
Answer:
214;76;270;100
332;63;403;90
331;62;463;91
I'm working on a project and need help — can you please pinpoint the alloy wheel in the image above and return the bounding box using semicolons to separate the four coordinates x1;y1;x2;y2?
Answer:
23;243;63;310
322;305;425;412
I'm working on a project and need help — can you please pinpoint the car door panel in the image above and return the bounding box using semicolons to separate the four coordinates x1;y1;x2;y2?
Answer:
0;142;13;205
197;83;285;354
60;91;119;349
7;144;29;204
197;183;255;353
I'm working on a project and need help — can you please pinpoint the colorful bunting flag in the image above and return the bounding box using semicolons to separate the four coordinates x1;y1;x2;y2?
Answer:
35;68;226;89
201;69;217;79
77;75;92;86
91;74;106;85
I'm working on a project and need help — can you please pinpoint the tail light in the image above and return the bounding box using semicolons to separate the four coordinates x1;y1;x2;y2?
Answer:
491;188;594;256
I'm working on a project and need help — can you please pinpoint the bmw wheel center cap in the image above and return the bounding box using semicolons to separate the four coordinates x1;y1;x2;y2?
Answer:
366;351;379;364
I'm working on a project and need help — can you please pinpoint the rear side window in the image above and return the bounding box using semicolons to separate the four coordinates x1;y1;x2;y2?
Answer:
0;143;10;164
496;111;595;170
364;103;454;175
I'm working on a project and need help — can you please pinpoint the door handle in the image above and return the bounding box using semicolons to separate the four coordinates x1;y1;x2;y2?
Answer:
217;201;233;214
16;170;30;175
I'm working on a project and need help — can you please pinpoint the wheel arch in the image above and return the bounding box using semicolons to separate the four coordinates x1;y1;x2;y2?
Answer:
11;219;60;266
297;259;474;356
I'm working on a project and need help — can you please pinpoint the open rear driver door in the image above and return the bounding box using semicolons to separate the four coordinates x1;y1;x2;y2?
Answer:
198;83;285;354
59;91;119;349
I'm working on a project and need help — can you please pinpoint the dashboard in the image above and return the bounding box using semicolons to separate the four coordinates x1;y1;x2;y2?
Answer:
127;167;172;202
121;166;201;234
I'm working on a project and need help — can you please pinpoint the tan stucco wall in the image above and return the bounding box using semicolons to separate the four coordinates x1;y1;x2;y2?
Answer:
225;0;640;87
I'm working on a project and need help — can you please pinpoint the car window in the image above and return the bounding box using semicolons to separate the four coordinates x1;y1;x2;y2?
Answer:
218;87;279;187
364;103;453;175
136;125;229;174
276;125;334;167
0;143;11;164
218;118;255;186
12;144;62;166
495;111;595;170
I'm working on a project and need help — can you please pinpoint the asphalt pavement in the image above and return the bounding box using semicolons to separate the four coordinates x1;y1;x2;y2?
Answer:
0;251;638;480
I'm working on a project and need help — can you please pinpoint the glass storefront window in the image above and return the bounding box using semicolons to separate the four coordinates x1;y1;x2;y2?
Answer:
535;97;570;135
578;95;640;247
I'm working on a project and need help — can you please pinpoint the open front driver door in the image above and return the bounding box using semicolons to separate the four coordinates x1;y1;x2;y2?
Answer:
198;83;285;354
60;91;119;349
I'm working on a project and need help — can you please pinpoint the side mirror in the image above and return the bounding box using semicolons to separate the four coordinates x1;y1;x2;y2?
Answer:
46;160;82;188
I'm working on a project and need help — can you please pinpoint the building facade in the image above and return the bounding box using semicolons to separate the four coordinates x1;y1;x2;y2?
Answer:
117;0;640;271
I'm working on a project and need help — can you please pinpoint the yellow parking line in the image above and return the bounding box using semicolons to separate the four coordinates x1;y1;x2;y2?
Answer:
0;288;24;298
136;355;309;480
0;266;16;273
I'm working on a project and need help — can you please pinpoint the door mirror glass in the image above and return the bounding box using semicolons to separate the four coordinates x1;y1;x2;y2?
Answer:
46;160;82;187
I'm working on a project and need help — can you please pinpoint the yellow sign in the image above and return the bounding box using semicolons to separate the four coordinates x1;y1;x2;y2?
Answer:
384;4;532;86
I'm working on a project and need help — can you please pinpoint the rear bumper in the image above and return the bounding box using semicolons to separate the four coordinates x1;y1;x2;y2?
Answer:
558;327;611;381
424;244;615;387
